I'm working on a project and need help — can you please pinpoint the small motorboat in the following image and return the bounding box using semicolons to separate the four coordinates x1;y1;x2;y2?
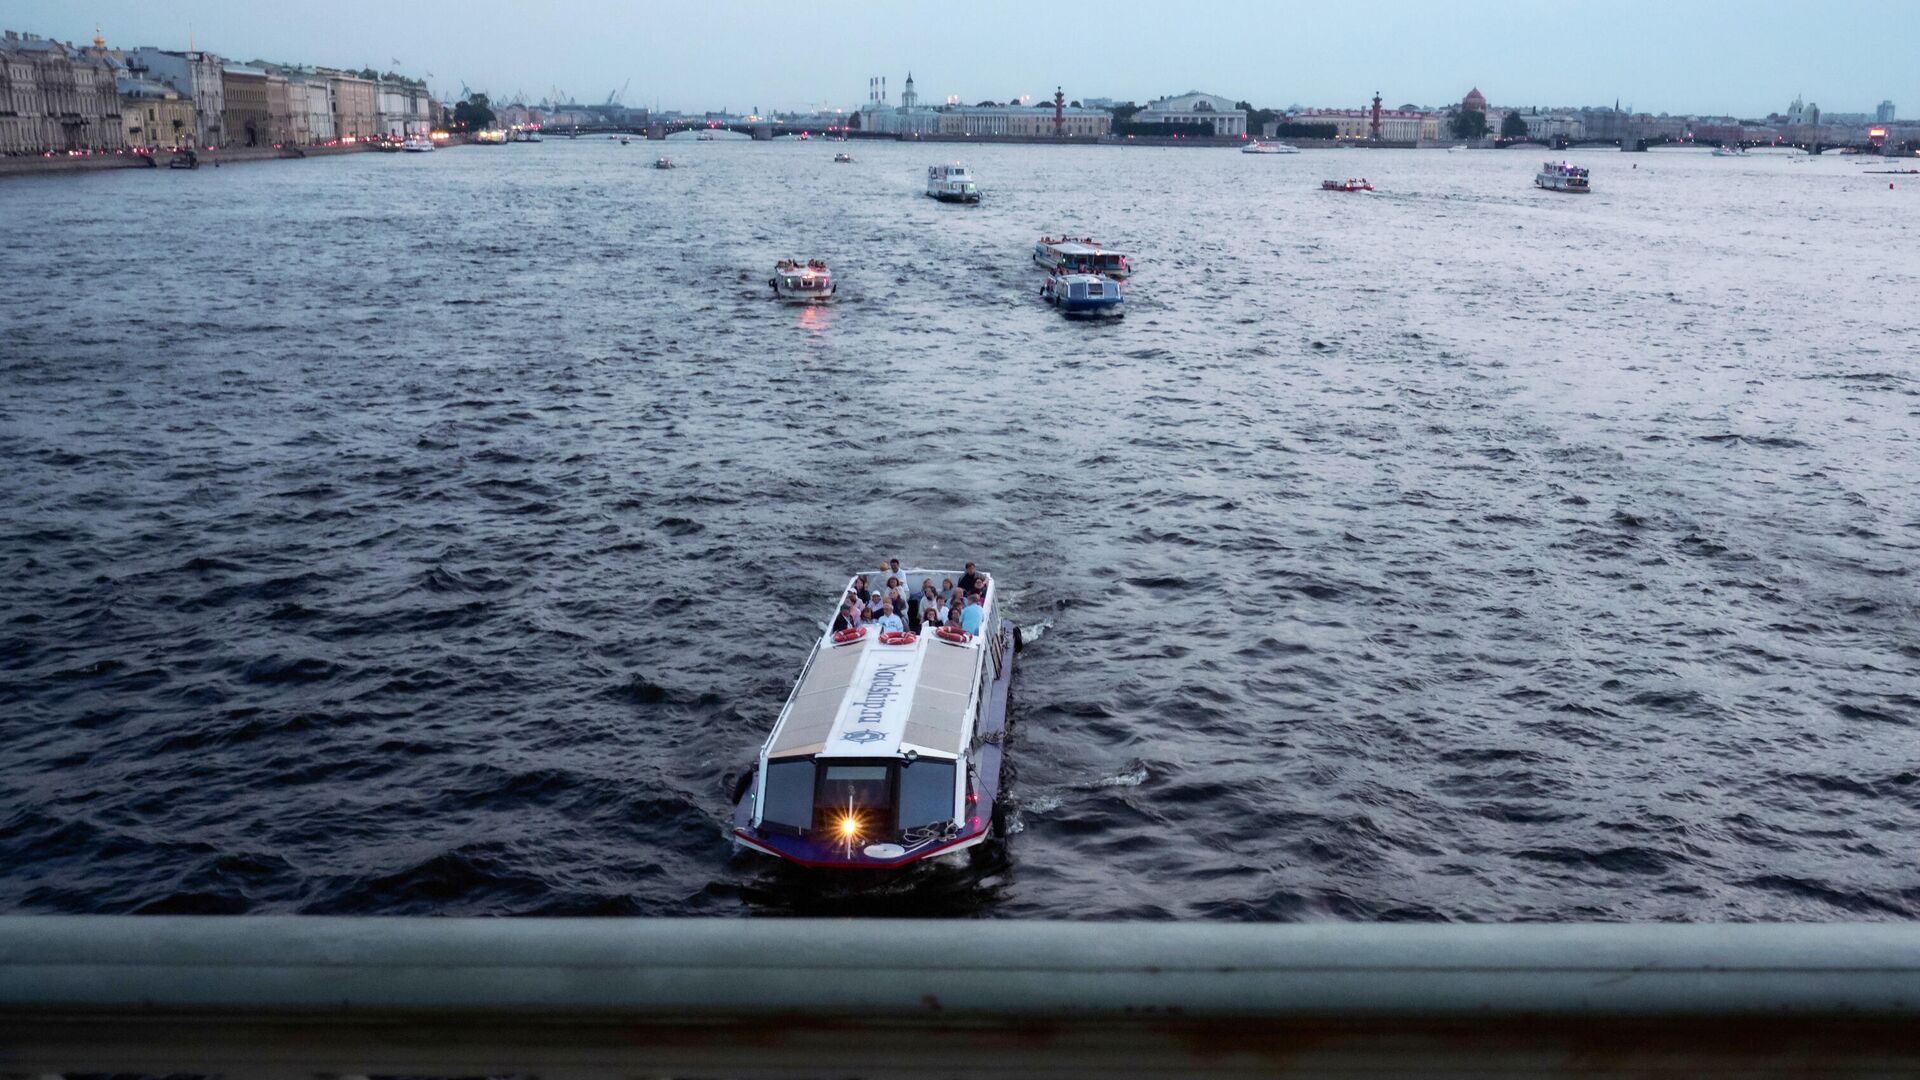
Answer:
1711;145;1747;157
833;152;853;163
1242;140;1300;154
653;156;675;169
1040;270;1124;319
1321;178;1373;192
167;149;198;170
1535;161;1590;193
771;258;836;303
697;132;716;141
401;135;434;152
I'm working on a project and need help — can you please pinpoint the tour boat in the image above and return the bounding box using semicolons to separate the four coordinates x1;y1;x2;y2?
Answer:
401;135;434;152
1032;236;1132;278
1712;145;1747;157
1040;270;1125;318
927;163;981;203
697;132;716;141
731;567;1018;869
474;129;508;145
834;152;853;163
653;156;676;169
1321;178;1373;192
1242;140;1300;154
770;258;836;303
167;149;197;170
1535;161;1591;193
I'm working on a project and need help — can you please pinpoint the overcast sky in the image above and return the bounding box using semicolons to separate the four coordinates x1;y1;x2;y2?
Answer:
14;0;1913;117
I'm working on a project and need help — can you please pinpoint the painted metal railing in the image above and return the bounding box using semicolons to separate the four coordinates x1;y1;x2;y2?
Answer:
3;917;1918;1077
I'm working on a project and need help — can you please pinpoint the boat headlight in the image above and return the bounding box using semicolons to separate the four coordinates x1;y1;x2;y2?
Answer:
839;815;859;838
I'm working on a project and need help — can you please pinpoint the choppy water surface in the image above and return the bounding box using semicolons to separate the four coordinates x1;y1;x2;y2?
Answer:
2;141;1916;919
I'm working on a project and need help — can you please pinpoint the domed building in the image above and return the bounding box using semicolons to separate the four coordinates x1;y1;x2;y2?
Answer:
1462;87;1487;113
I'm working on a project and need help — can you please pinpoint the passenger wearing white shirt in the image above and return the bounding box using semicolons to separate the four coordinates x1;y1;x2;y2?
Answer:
875;609;905;635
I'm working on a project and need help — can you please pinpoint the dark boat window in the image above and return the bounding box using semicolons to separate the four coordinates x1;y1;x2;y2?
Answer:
762;760;816;832
898;760;956;830
818;764;890;809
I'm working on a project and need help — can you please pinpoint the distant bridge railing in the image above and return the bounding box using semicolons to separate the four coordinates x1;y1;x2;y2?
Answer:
4;917;1919;1077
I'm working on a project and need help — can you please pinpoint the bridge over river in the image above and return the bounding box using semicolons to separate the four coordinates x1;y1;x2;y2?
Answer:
543;119;884;141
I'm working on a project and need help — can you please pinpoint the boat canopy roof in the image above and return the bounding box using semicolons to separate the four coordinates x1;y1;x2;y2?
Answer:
1044;240;1129;257
764;570;992;764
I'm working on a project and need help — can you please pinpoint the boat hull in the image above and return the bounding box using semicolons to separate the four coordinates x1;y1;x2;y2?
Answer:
1535;177;1590;193
929;192;980;203
731;621;1017;870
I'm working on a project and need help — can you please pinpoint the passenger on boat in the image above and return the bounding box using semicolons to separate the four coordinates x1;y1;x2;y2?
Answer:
874;605;905;635
887;557;904;581
957;562;982;595
832;600;861;633
866;591;888;620
959;592;985;636
916;579;939;628
922;594;948;631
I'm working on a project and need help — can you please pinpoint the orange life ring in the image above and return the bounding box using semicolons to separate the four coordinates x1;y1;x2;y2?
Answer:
832;627;867;644
937;627;969;644
879;631;917;646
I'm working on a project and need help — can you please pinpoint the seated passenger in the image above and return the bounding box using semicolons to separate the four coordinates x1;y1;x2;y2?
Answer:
957;562;981;595
833;601;860;633
940;577;957;602
866;590;887;620
959;592;984;635
874;606;905;635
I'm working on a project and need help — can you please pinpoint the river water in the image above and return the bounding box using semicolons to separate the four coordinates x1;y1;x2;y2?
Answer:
2;139;1916;919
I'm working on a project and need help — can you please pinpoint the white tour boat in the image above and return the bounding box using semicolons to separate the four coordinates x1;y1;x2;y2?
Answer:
731;567;1018;869
1536;161;1591;193
769;258;836;303
1712;145;1747;157
401;135;434;152
653;156;676;169
1242;140;1301;154
927;163;981;203
1032;236;1133;278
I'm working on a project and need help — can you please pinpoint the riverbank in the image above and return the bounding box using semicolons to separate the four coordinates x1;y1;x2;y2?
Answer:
0;139;469;179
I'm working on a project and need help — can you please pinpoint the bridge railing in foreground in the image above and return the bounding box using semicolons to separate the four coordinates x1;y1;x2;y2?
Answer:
3;917;1919;1078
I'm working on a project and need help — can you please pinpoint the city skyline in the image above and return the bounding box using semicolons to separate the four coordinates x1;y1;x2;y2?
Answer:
8;0;1913;118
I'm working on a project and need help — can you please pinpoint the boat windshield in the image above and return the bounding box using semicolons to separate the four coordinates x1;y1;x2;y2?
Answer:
899;759;956;830
817;762;892;833
761;759;816;833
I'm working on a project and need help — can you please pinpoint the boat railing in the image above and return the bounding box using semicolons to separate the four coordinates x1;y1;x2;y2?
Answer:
4;918;1918;1077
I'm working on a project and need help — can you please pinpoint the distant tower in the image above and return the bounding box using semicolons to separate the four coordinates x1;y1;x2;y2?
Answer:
1877;100;1896;123
1787;94;1805;125
901;72;917;111
1054;86;1065;136
93;25;105;49
1370;90;1383;140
